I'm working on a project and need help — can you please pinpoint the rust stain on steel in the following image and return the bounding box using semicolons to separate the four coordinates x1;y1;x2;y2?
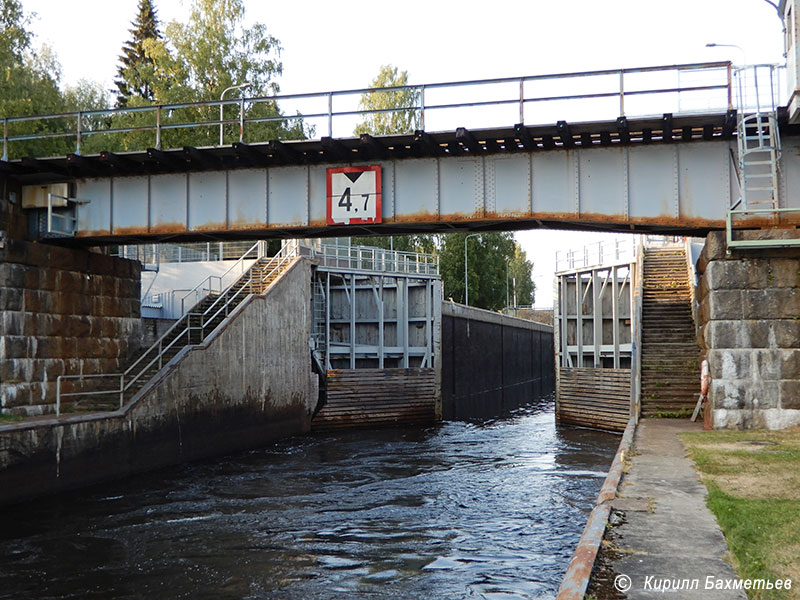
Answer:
556;504;612;600
76;229;111;238
188;221;227;232
150;222;191;235
556;417;636;600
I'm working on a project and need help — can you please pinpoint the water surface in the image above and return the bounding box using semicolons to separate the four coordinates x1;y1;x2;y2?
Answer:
0;399;617;599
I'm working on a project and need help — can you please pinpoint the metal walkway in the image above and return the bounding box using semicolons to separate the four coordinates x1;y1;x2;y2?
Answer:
5;60;798;242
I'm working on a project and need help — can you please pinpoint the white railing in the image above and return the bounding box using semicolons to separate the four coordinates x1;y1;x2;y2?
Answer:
555;237;638;272
307;243;439;276
178;240;265;316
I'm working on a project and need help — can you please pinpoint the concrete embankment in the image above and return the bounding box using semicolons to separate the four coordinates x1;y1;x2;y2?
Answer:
0;259;318;507
569;419;744;600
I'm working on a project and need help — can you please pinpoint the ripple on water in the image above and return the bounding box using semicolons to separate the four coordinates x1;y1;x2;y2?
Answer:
0;402;618;600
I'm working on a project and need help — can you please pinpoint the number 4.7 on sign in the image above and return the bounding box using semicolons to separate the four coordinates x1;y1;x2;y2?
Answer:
326;165;382;225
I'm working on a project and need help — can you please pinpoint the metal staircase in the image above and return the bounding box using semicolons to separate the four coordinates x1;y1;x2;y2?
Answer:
56;240;300;414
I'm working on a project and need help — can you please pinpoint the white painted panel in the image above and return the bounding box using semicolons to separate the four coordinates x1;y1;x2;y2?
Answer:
395;159;438;219
532;151;575;214
150;173;187;232
439;157;479;217
228;169;266;228
579;147;626;217
678;142;729;221
75;178;111;235
269;166;307;226
490;155;530;215
628;145;676;220
111;176;148;233
188;171;226;231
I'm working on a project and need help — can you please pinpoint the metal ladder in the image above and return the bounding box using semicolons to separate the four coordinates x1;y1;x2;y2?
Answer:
735;67;781;211
311;277;328;368
727;65;794;248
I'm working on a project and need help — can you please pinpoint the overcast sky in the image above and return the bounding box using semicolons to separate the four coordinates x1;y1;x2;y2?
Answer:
20;0;787;305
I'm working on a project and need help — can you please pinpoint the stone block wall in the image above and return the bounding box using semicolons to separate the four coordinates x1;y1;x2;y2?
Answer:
1;239;141;416
696;231;800;429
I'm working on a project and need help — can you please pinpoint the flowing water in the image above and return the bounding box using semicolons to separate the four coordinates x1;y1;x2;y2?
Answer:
0;399;618;600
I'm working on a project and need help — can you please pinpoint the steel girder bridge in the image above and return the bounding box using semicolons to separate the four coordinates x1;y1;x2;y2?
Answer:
1;61;796;245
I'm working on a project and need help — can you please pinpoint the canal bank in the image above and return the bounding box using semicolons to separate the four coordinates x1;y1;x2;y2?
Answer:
585;420;744;600
0;401;617;600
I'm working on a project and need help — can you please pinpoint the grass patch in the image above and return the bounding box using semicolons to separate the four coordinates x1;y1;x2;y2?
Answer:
682;429;800;599
0;414;23;423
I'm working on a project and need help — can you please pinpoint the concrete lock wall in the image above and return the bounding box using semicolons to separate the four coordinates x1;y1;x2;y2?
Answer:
1;240;142;416
697;231;800;429
441;302;555;420
0;258;318;506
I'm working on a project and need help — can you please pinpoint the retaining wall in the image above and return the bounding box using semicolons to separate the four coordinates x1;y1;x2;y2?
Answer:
1;240;142;416
0;258;318;506
697;231;800;429
441;302;554;420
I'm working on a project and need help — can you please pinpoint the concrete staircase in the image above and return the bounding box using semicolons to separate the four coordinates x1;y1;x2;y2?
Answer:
63;253;296;413
640;246;701;417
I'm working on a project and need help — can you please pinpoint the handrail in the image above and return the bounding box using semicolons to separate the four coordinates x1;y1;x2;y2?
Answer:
55;240;300;415
2;61;736;161
309;243;439;275
179;240;263;315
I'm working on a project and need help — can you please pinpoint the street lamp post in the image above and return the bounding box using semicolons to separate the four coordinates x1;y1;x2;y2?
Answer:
705;43;747;66
464;233;479;306
219;82;251;146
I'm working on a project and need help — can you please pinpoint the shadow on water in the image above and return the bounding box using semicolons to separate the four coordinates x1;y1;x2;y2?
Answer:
0;396;618;600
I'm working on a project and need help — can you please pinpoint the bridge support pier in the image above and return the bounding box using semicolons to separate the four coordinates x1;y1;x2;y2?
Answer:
0;193;142;416
697;232;800;429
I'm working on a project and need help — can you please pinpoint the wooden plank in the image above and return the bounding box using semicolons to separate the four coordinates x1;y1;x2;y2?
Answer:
314;367;437;430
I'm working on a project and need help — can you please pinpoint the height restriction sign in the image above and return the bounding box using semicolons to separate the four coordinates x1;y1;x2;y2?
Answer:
326;165;382;225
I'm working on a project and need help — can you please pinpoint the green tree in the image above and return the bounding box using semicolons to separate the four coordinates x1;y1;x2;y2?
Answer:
104;0;307;151
114;0;162;107
354;65;420;136
0;1;70;158
438;233;534;310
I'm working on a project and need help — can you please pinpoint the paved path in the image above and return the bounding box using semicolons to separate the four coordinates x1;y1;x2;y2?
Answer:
609;420;746;599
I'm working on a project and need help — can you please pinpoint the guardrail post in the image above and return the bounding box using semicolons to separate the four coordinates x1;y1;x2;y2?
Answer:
155;105;162;150
727;63;733;110
420;85;426;131
76;111;82;155
239;96;245;143
2;117;7;161
327;92;333;137
56;376;61;416
519;78;525;123
619;70;625;117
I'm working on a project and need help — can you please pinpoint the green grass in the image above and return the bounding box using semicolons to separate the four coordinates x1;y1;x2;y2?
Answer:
0;414;23;423
704;482;799;600
681;429;800;599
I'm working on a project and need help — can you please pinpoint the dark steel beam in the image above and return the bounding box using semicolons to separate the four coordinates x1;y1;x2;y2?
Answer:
557;121;575;148
456;127;482;153
514;123;536;150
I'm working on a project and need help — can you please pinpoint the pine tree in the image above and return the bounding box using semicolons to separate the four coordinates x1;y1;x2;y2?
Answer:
114;0;161;107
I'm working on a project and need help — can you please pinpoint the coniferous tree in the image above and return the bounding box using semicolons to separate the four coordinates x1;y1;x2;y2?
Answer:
114;0;161;107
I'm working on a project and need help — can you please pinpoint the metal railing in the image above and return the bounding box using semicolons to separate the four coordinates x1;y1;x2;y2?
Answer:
55;240;300;415
306;243;439;275
112;240;261;265
2;61;736;160
178;240;265;315
555;237;638;272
